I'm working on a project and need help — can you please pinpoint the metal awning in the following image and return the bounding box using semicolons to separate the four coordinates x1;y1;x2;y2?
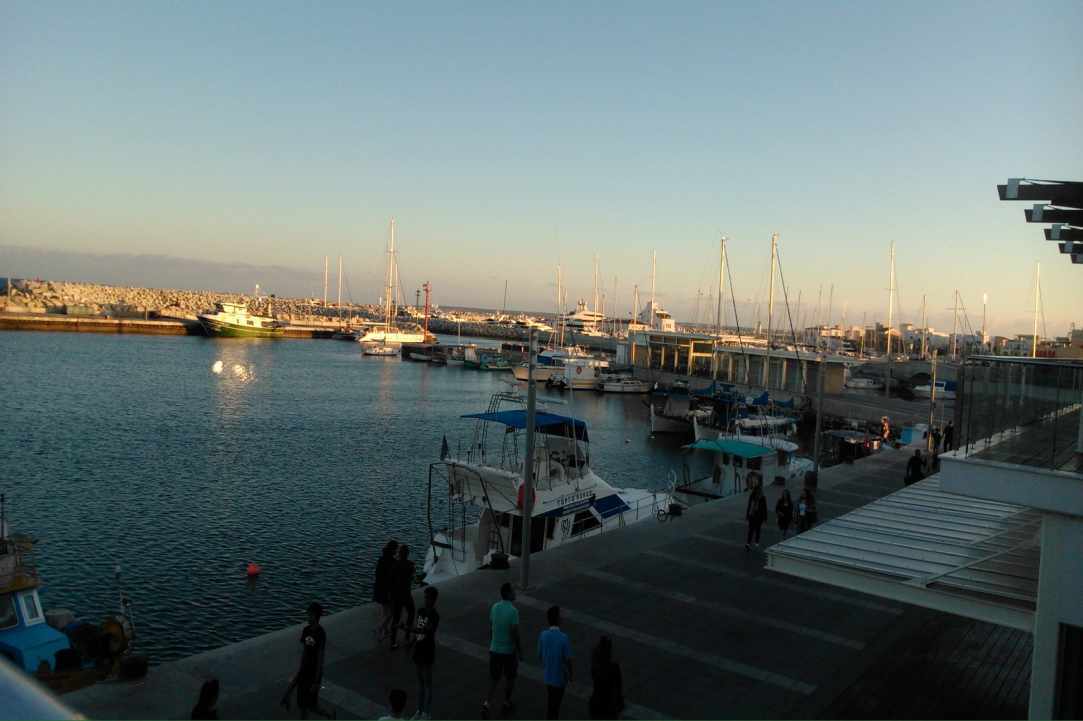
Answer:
765;477;1041;631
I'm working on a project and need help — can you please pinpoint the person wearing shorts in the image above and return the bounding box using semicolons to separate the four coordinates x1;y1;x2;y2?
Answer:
482;582;521;718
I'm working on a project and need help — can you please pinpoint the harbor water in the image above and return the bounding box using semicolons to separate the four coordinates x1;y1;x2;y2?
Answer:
2;331;707;662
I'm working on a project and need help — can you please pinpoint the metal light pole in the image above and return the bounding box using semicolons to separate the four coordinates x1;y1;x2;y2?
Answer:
812;354;825;473
519;327;538;590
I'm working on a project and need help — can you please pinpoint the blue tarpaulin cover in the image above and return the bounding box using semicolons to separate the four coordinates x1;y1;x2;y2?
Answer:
685;438;777;458
461;410;589;440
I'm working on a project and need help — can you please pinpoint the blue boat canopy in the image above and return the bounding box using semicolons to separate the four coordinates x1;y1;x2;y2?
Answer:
461;410;589;440
685;438;777;458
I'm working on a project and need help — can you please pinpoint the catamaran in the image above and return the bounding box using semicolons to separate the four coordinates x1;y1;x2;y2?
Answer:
422;394;666;585
358;219;426;346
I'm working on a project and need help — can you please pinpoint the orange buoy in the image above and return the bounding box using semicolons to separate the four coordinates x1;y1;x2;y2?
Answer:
246;562;262;577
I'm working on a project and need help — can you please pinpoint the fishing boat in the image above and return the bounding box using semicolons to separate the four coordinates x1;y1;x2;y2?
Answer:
844;376;884;390
464;348;511;371
648;384;694;436
363;344;398;357
422;396;666;585
599;377;650;394
357;219;427;346
198;301;284;338
557;357;611;389
510;347;591;383
912;380;957;400
0;496;145;690
683;436;813;497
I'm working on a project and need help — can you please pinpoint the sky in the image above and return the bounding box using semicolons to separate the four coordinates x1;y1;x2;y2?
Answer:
2;1;1081;336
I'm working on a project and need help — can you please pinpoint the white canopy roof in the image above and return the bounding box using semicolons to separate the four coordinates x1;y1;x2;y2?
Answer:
765;476;1040;631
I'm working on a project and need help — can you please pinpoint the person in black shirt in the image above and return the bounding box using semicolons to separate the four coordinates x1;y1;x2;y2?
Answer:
943;421;955;452
374;540;398;641
409;586;440;719
905;450;924;486
744;486;768;550
775;489;794;539
281;602;335;719
390;544;416;649
589;636;623;720
191;678;219;720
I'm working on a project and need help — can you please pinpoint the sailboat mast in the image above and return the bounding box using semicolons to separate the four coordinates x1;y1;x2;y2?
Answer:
827;283;834;330
763;233;777;388
920;294;928;360
323;256;328;307
982;293;988;350
385;219;396;329
951;289;959;361
650;250;657;326
716;236;726;336
886;241;895;358
1032;263;1040;358
337;256;342;308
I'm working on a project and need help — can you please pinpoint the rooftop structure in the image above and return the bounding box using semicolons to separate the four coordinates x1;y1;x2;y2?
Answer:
768;354;1083;718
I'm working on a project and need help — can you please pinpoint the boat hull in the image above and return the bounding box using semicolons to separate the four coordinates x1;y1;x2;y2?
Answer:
650;405;692;435
198;317;284;338
512;365;561;382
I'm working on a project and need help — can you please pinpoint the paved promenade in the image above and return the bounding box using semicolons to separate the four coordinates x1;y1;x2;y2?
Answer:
66;449;1026;719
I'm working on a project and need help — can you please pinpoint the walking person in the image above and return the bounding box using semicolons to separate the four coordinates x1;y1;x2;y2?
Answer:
943;421;955;452
797;490;810;533
482;582;522;719
931;425;943;453
805;488;818;529
374;540;398;642
377;689;408;720
589;637;624;720
280;602;336;720
775;488;794;539
745;485;768;550
191;679;220;720
390;545;416;649
538;605;573;720
408;586;440;720
905;449;924;486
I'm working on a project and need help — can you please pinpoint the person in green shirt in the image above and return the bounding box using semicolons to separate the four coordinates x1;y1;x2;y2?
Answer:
482;582;522;718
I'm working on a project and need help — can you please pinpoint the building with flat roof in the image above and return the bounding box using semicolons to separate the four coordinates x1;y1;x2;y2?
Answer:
767;355;1083;718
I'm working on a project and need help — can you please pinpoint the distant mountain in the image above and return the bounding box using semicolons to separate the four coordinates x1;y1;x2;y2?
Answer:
0;245;324;298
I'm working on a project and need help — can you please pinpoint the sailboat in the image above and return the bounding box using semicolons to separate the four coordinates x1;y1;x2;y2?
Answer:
358;219;426;348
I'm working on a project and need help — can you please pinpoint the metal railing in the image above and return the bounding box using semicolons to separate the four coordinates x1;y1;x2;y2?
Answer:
958;356;1083;473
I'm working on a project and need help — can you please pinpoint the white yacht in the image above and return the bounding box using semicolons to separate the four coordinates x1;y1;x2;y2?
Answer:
599;377;650;393
422;396;667;585
562;301;607;335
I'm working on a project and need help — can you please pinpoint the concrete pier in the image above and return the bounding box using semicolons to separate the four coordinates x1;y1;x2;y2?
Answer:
65;449;1028;719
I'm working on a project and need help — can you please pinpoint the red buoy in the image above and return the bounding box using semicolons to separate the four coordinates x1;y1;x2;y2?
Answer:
246;562;262;577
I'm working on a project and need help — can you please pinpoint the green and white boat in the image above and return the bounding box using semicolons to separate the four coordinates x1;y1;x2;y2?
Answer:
198;302;285;338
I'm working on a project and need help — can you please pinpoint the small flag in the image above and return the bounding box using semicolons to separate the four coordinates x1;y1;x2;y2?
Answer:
440;435;450;460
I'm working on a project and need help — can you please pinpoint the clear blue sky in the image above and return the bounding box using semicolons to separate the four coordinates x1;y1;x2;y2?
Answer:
3;1;1081;335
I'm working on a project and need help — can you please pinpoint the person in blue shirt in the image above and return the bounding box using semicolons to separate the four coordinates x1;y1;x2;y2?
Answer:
537;605;573;720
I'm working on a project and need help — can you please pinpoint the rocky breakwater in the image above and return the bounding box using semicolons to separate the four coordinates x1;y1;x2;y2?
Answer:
0;280;376;326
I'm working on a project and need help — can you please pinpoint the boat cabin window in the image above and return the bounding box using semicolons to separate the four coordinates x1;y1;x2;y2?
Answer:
19;592;42;625
570;509;600;537
0;595;17;629
747;457;763;471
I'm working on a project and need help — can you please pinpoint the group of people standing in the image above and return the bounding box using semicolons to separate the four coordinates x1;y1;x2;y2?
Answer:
905;420;956;486
745;484;817;550
367;544;622;720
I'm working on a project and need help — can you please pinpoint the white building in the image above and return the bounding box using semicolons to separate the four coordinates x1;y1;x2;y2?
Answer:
767;356;1083;718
